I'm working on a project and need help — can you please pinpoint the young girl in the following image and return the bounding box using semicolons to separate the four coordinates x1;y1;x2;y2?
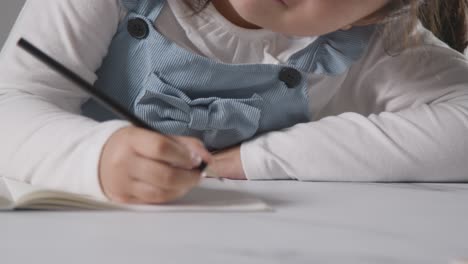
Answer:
0;0;467;204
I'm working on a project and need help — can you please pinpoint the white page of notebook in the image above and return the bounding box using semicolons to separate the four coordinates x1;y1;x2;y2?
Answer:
0;176;271;212
0;177;13;209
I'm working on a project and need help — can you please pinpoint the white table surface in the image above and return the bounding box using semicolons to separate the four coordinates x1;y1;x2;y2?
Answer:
1;179;467;264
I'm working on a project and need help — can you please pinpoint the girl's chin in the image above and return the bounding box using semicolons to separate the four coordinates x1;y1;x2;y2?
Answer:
276;0;288;7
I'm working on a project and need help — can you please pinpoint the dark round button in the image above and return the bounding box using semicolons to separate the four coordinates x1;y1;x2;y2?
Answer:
279;67;302;88
127;18;149;39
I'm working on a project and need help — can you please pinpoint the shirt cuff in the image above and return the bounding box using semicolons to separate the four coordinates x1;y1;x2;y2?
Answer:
82;120;131;201
240;137;293;181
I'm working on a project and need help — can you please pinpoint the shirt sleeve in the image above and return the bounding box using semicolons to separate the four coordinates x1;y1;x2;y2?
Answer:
0;0;130;199
241;33;468;182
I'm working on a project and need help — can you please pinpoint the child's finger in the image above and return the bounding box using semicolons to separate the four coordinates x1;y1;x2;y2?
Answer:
110;193;140;204
130;157;201;190
171;136;213;163
128;128;201;169
131;181;187;204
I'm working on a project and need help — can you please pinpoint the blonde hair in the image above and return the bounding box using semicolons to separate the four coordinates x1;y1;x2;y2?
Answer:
380;0;468;52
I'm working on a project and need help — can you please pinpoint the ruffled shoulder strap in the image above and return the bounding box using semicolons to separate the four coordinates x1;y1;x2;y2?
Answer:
289;25;376;76
120;0;139;11
120;0;164;21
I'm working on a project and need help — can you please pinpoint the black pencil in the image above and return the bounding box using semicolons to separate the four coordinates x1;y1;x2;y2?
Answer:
17;38;213;175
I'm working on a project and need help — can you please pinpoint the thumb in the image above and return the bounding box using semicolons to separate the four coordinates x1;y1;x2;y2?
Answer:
171;136;213;166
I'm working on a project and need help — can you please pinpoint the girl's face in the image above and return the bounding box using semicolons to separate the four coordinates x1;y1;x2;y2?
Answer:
221;0;390;36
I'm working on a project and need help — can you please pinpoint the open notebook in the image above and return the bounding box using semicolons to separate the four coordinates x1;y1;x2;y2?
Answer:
0;177;270;212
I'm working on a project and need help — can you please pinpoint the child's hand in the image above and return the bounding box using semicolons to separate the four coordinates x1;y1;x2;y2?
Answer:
99;127;212;204
212;146;247;180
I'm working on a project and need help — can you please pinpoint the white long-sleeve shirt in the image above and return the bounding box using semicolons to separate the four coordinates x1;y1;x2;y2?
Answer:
1;0;467;200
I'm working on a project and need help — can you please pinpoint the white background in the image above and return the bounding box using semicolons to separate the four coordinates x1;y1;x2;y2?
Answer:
0;0;26;50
